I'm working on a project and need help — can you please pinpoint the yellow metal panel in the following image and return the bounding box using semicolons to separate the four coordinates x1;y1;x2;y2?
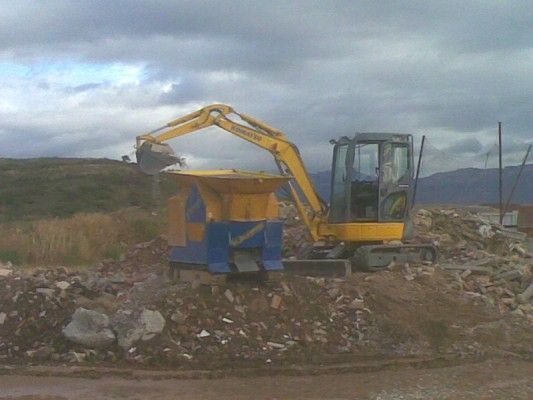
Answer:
266;193;279;219
195;181;222;222
167;169;288;223
187;222;206;242
222;193;273;221
318;222;404;242
168;169;289;194
168;191;189;246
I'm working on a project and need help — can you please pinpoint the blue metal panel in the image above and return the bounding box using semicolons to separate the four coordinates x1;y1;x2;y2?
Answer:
263;259;284;270
169;240;208;265
170;223;231;273
262;221;284;271
186;184;206;223
229;221;265;248
206;223;231;273
264;221;283;247
169;219;285;274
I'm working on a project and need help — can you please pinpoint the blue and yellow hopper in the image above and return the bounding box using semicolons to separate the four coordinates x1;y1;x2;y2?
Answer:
167;170;290;274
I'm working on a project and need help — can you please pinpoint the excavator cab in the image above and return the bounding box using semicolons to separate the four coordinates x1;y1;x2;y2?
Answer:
329;133;413;225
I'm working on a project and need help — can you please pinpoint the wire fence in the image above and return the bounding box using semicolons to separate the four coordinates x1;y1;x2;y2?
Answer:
412;133;532;206
416;136;532;178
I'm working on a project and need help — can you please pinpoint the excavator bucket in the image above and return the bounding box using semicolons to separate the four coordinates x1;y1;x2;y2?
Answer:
136;142;181;175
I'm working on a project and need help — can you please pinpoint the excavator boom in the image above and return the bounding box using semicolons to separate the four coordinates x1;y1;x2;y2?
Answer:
136;104;327;240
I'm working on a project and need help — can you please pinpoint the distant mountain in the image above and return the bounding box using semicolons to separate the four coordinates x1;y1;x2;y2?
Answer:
310;164;533;205
415;164;533;204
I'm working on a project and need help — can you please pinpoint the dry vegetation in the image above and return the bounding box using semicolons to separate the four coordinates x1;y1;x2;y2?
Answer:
0;208;163;266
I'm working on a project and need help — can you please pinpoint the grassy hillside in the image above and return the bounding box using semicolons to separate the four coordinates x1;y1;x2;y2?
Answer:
0;158;178;222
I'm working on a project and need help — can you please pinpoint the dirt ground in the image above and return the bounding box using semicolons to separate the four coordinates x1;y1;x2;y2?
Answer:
0;358;531;399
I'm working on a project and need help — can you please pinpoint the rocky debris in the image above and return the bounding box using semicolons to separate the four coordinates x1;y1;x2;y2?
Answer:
414;208;530;262
278;201;300;222
278;202;313;257
63;308;116;349
414;208;532;319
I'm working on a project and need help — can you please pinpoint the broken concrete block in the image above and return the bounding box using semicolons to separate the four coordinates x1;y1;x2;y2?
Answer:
0;268;12;277
197;329;210;338
36;288;55;298
224;289;234;303
493;270;522;282
517;282;533;304
267;341;285;349
140;309;165;340
55;281;71;290
460;269;472;278
63;308;115;348
270;294;282;309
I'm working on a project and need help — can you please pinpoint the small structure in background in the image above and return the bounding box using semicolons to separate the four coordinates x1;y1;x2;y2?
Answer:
481;204;533;237
517;204;533;236
480;210;519;230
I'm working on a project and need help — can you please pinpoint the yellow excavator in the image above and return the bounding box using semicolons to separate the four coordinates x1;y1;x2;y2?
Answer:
135;104;436;274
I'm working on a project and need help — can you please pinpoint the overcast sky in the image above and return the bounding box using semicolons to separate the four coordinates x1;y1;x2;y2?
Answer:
0;1;531;173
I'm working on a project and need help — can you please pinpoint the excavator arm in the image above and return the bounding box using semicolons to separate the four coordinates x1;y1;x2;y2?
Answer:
136;104;326;240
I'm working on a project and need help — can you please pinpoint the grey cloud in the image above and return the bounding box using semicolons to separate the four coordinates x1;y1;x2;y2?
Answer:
67;82;103;93
444;138;483;154
0;1;531;173
158;79;205;105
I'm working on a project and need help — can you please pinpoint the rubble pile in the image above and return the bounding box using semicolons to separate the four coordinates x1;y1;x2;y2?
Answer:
279;201;312;257
414;208;532;318
118;276;379;367
0;253;383;366
414;208;530;260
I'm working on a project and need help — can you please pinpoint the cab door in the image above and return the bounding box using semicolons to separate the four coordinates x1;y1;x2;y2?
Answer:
328;142;351;223
378;140;412;221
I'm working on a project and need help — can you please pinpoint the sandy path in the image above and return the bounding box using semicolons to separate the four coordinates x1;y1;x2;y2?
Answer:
0;358;532;400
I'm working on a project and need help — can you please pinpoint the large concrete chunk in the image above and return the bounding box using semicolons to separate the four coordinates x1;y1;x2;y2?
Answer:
112;308;166;349
62;308;115;348
140;309;166;340
111;310;143;350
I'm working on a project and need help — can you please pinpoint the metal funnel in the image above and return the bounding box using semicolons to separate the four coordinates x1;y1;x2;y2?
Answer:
136;142;181;175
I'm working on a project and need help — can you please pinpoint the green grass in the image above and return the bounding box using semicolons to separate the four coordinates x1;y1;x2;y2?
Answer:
0;158;178;222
